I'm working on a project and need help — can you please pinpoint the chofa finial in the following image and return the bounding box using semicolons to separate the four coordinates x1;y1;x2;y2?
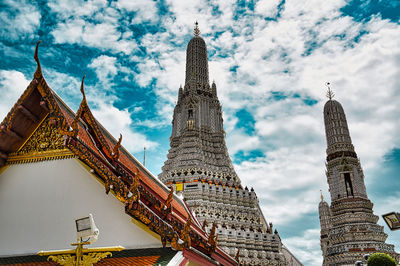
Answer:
80;75;86;99
34;40;43;78
194;21;200;37
326;82;334;100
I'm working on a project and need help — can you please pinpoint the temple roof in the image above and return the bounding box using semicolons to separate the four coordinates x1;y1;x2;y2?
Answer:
0;42;236;266
0;248;177;266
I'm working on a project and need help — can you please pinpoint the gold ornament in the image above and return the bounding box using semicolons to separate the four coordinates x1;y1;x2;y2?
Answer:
7;115;74;164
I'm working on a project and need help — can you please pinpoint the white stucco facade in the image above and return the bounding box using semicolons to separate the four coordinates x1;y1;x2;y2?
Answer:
0;158;161;256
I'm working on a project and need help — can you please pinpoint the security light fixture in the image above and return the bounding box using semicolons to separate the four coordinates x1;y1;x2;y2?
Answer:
382;212;400;231
75;214;99;243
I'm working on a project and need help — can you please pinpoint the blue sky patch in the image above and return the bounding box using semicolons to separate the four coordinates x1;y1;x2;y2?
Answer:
234;149;264;164
341;0;400;23
235;108;256;135
269;91;288;101
368;148;400;198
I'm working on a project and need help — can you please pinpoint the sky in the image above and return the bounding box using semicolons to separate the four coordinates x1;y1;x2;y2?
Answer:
0;0;399;265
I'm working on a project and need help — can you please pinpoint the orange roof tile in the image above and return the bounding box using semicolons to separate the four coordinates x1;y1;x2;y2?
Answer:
95;255;160;266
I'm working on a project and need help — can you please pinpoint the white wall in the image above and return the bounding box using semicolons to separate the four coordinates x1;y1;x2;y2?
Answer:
0;158;161;256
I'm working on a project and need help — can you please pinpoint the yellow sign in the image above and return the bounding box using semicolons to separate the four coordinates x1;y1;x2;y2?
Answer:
176;183;183;191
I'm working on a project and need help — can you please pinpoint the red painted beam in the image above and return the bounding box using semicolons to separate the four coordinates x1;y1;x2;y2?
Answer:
17;105;38;122
4;130;22;141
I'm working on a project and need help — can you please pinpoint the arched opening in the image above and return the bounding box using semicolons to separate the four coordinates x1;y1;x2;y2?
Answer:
344;172;354;197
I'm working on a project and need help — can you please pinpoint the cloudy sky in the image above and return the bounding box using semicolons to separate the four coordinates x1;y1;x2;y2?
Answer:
1;0;399;264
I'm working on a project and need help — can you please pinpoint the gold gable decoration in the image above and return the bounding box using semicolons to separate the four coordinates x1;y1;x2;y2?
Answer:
7;115;74;164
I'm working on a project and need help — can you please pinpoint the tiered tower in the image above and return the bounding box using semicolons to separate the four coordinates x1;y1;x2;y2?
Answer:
159;23;289;265
319;87;398;265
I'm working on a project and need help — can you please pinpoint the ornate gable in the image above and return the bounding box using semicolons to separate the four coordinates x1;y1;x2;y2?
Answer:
7;115;74;164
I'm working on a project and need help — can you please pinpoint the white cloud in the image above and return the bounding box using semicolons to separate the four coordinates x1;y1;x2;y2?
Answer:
283;229;323;266
51;19;136;54
48;0;108;19
227;129;260;155
255;0;281;18
235;143;327;223
88;55;118;88
114;0;158;23
0;70;30;119
92;101;158;152
49;0;138;54
43;69;83;110
0;0;41;39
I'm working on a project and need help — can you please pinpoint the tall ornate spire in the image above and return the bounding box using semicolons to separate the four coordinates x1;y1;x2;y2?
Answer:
159;24;293;265
185;22;209;86
323;89;353;150
319;91;398;265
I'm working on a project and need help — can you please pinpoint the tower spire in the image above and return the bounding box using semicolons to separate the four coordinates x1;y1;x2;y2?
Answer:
194;21;200;37
185;21;209;86
160;24;293;265
320;86;398;264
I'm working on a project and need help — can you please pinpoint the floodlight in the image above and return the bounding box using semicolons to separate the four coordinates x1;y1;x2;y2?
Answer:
382;212;400;231
75;214;99;243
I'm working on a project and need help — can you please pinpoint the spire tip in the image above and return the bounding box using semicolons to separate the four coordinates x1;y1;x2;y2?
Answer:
194;21;200;37
326;82;334;100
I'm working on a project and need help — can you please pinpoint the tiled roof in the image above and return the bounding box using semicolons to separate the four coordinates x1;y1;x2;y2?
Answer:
94;256;160;265
0;248;177;266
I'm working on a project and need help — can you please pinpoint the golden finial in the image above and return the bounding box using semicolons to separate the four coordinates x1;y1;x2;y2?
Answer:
326;82;334;100
320;190;324;201
194;21;200;37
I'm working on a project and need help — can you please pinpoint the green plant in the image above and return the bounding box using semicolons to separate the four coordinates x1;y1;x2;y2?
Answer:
367;253;396;266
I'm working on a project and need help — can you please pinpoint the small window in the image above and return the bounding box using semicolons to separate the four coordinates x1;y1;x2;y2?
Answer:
344;173;354;197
